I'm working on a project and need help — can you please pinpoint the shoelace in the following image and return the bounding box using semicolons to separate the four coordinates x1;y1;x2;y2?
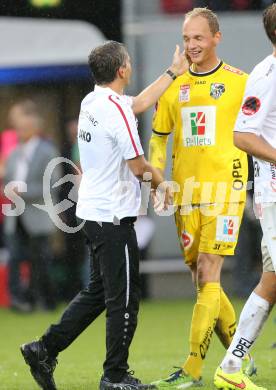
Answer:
37;344;58;373
172;367;183;375
124;371;141;385
166;368;183;383
39;356;58;373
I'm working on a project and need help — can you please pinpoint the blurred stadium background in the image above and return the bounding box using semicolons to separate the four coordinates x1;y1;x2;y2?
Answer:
0;0;272;305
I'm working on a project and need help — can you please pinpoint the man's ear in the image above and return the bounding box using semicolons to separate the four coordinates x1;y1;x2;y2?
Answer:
117;66;125;79
214;31;222;45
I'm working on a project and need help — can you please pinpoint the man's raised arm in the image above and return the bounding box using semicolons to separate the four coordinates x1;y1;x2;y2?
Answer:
132;45;189;114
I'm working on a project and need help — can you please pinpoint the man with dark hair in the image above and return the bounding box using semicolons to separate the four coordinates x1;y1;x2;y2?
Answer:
88;41;129;84
20;40;188;390
214;4;276;390
263;2;276;44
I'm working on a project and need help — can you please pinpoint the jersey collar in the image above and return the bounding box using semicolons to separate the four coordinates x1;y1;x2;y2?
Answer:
94;85;121;97
189;60;223;77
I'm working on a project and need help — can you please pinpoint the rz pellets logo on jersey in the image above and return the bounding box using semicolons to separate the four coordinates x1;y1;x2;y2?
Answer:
181;106;216;147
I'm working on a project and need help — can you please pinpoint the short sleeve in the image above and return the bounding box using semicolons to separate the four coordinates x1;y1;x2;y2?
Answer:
152;92;175;135
121;95;134;107
235;74;276;136
108;95;144;160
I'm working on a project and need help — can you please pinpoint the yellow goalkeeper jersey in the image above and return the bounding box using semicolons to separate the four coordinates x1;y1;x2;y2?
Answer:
151;61;248;205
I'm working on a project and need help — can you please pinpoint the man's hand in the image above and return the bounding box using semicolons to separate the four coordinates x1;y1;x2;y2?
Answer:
169;45;190;77
151;181;173;212
132;45;190;115
185;52;192;67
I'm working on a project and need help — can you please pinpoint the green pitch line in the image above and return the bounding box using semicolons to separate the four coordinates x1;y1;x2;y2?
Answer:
0;299;275;390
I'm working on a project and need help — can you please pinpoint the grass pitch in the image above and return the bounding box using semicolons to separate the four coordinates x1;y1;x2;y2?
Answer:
0;299;275;390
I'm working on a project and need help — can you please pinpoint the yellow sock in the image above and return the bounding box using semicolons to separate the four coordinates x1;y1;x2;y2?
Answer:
215;288;236;349
182;282;220;380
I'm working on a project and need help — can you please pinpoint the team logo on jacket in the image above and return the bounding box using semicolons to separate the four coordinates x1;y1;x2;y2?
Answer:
181;106;216;147
216;216;239;242
179;84;190;102
242;96;261;115
210;83;225;100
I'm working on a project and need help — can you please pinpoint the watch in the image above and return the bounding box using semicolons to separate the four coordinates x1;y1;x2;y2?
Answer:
166;69;177;80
